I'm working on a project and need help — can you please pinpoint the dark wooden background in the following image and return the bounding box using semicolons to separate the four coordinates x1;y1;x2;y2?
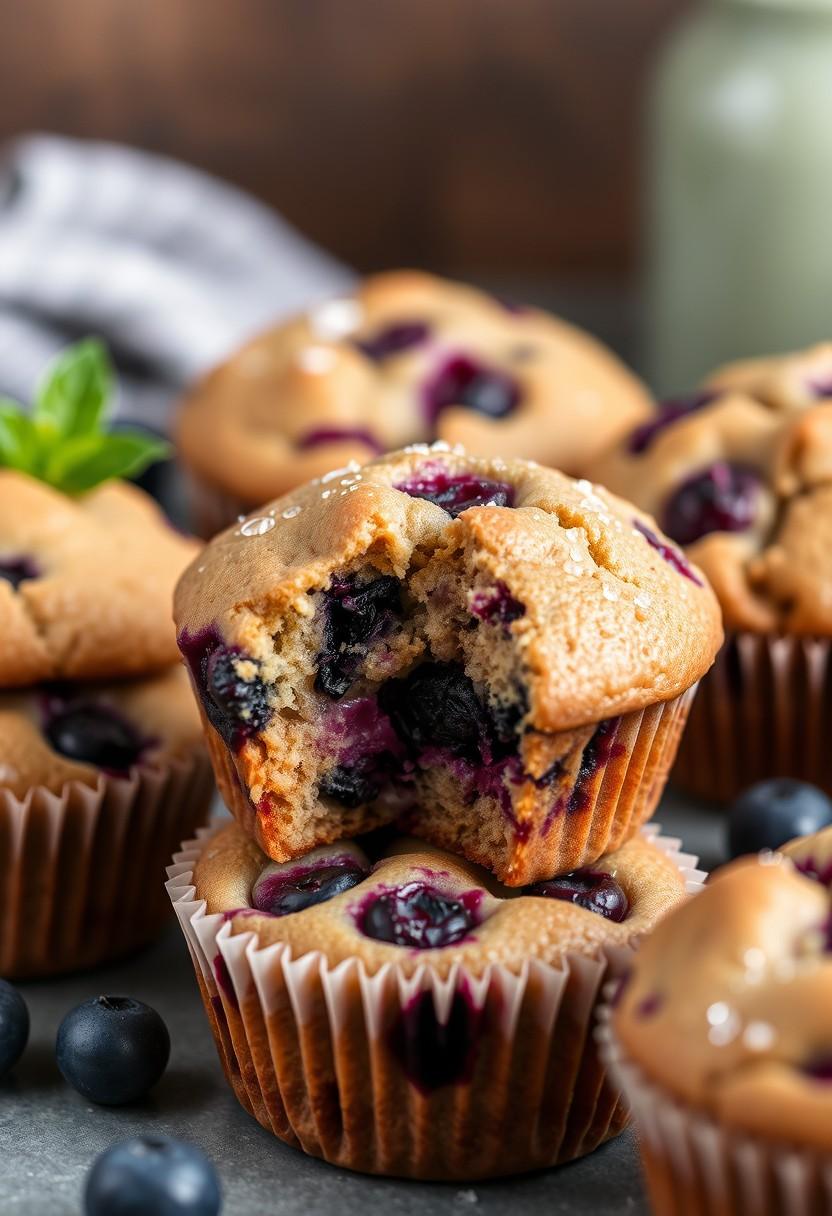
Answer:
0;0;688;278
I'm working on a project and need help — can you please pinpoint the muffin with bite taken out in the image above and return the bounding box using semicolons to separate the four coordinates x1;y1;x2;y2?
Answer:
174;444;722;886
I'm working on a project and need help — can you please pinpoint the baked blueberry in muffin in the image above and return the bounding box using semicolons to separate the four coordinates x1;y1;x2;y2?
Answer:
169;818;700;1178
592;341;832;635
0;470;197;686
592;342;832;801
0;667;204;798
176;271;654;532
176;446;721;885
193;820;691;976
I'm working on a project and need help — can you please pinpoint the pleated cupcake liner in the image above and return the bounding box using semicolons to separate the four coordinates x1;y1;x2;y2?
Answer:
672;632;832;803
0;749;214;979
166;823;704;1181
597;1005;832;1216
204;685;698;885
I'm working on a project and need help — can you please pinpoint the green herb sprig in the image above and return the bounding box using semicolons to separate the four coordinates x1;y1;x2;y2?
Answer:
0;338;171;494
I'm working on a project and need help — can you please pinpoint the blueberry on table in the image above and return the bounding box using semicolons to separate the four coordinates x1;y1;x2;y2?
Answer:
727;779;832;859
84;1136;221;1216
56;996;170;1105
0;979;29;1077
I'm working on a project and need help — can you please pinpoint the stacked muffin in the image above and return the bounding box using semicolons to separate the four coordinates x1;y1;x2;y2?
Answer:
592;341;832;800
0;471;213;976
168;444;721;1179
176;271;654;534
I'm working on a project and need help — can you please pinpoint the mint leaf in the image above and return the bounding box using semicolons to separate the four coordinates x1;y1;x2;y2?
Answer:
45;430;171;494
0;339;169;495
34;338;113;439
0;401;39;472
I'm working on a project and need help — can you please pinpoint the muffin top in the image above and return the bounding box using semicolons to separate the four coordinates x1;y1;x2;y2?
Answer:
188;819;696;979
175;446;721;733
176;270;652;506
0;471;198;686
591;342;832;634
0;665;203;798
614;825;832;1151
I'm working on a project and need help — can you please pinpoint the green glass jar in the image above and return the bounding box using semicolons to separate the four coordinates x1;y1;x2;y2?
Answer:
646;0;832;394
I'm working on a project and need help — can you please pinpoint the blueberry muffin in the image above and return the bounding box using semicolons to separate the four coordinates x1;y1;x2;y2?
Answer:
176;271;653;534
0;667;203;797
591;342;832;799
606;825;832;1216
168;818;702;1179
0;664;213;979
175;445;721;885
0;470;197;686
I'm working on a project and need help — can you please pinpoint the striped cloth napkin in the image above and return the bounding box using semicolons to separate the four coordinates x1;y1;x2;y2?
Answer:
0;134;353;431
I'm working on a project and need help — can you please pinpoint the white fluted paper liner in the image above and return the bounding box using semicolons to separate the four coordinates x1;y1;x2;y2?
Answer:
597;1004;832;1216
0;748;213;978
673;632;832;803
166;822;704;1180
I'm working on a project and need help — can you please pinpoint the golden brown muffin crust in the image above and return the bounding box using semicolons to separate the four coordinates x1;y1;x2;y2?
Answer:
0;665;204;797
0;472;198;686
591;342;832;635
177;270;653;505
176;446;722;731
615;825;832;1151
193;819;691;979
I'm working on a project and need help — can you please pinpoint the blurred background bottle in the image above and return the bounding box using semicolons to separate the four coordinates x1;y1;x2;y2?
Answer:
646;0;832;395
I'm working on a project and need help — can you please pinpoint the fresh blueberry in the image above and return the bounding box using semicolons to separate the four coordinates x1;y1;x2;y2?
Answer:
359;882;480;948
315;575;402;700
0;555;40;590
56;996;170;1105
84;1136;221;1216
662;462;761;546
252;860;367;916
728;780;832;859
355;320;431;361
423;354;520;421
395;467;515;517
0;979;29;1077
627;391;718;455
379;662;489;761
525;869;630;922
45;704;145;772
